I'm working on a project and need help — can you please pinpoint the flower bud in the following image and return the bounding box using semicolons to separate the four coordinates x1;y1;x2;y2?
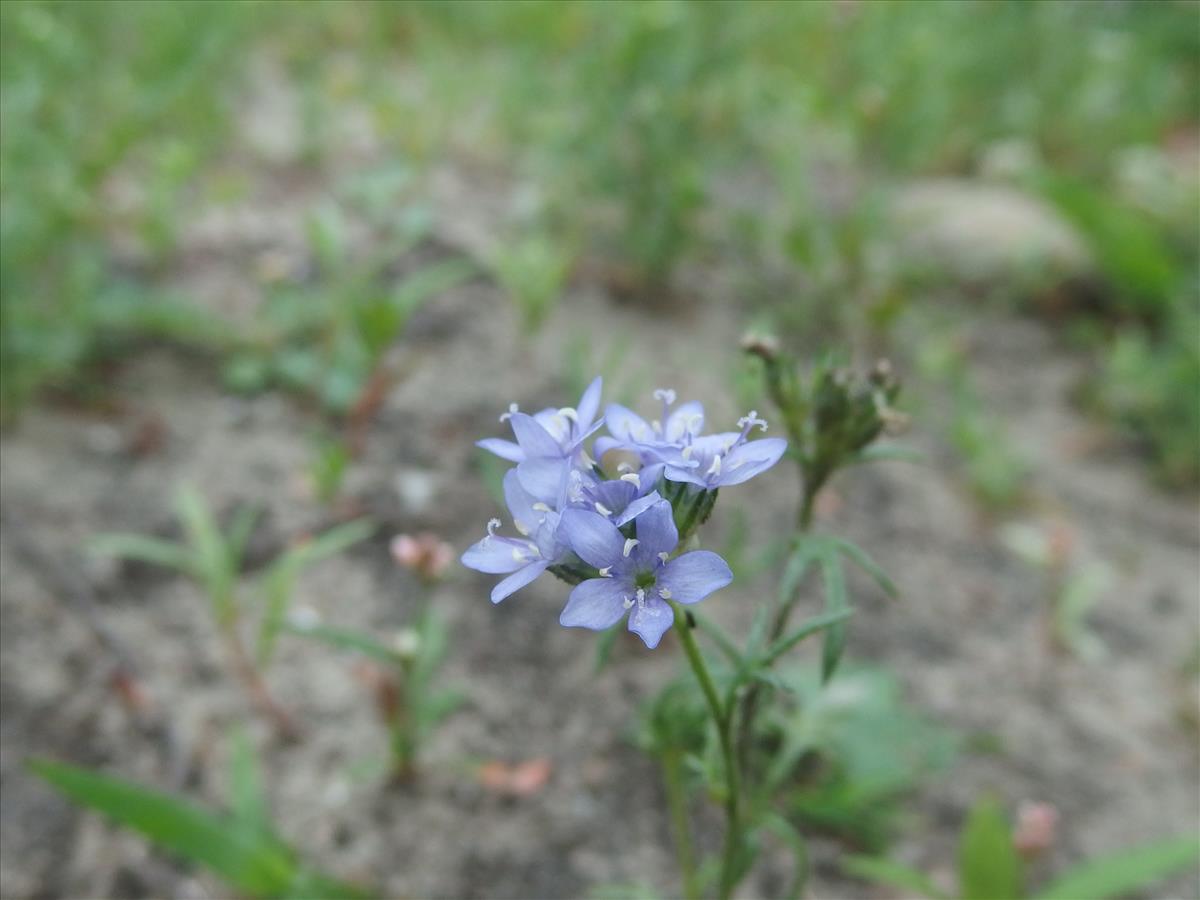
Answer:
391;532;454;583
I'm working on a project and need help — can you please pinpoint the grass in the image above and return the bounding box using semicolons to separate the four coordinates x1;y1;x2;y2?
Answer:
1;0;1196;483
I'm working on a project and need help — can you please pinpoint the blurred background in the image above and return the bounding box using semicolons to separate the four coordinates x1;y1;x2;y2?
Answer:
1;1;1197;898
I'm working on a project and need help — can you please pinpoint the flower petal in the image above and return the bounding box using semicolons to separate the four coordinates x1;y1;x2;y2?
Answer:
658;551;733;604
560;578;629;630
510;412;564;459
517;457;568;504
503;469;542;535
631;498;678;563
558;508;624;569
476;438;525;463
718;438;788;486
576;377;603;431
605;404;655;443
614;490;662;527
462;536;532;575
627;595;673;648
491;559;550;604
664;401;704;442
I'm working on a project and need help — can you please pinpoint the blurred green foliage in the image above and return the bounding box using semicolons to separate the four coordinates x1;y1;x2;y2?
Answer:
2;0;1196;482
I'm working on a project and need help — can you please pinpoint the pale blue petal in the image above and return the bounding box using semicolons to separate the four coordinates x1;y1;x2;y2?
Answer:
510;412;564;458
605;404;655;443
663;464;707;488
632;499;678;563
560;578;629;630
503;469;542;535
517;457;568;504
576;377;603;430
476;438;525;463
559;508;624;569
658;551;733;604
614;490;662;527
491;559;550;604
664;401;704;442
627;595;673;648
718;438;788;487
462;536;531;575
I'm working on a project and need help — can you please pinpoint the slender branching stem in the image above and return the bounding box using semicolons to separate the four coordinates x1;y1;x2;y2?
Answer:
672;603;741;900
662;748;700;900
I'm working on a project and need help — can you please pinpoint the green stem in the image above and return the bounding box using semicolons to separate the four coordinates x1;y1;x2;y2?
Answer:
672;603;741;900
662;750;700;900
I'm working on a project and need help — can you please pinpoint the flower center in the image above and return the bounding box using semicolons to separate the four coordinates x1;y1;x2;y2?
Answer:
634;570;657;590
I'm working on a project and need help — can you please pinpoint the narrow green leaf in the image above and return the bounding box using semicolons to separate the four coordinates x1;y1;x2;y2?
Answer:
228;731;267;834
282;622;401;666
959;795;1022;900
843;855;949;900
690;610;744;668
832;537;898;599
1033;834;1200;900
819;552;849;683
29;759;296;897
762;607;856;668
226;505;262;572
761;813;810;900
275;520;375;571
175;486;235;610
87;534;195;574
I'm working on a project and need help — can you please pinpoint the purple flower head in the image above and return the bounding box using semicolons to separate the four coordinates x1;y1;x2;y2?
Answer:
461;470;570;603
663;411;788;489
594;388;706;465
558;499;733;649
477;376;604;465
566;462;666;526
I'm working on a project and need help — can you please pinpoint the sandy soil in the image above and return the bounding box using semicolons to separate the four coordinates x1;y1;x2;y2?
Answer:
1;151;1198;900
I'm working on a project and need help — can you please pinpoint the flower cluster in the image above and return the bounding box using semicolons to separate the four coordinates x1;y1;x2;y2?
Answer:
462;378;787;648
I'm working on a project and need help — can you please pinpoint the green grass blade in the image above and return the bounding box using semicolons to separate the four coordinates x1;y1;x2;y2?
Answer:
228;731;267;834
762;607;856;668
29;759;296;897
959;795;1022;900
282;621;401;666
87;534;195;574
832;537;898;599
818;552;849;684
1033;834;1200;900
843;855;949;900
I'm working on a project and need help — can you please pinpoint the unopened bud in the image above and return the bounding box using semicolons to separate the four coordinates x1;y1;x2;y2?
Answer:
392;628;421;661
391;532;454;583
1013;801;1058;858
740;332;780;363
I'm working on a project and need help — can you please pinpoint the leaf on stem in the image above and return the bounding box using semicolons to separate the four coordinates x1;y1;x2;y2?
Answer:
959;794;1023;900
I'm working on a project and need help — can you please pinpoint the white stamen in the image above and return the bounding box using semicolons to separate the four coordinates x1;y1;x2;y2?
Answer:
623;538;639;557
620;473;641;487
617;462;635;473
557;406;579;422
511;547;526;562
737;410;769;432
707;455;723;477
635;587;646;605
579;449;596;468
599;566;613;577
658;587;672;600
532;502;553;513
658;552;670;563
514;519;531;536
623;595;634;609
499;402;519;423
485;518;502;541
681;445;694;461
653;388;677;405
594;501;614;516
651;419;662;433
686;414;704;434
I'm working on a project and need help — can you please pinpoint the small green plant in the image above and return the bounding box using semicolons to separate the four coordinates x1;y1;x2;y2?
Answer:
844;794;1199;900
30;735;369;899
1000;520;1111;660
223;201;472;416
489;231;575;331
285;609;463;783
89;486;373;736
308;433;352;507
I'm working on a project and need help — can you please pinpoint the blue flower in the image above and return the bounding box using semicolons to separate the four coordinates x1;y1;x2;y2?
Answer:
594;388;705;463
557;499;733;648
477;376;604;464
461;470;570;603
663;411;788;489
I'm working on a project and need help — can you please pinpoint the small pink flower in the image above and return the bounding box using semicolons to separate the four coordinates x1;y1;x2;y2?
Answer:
1013;801;1059;858
391;532;454;583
